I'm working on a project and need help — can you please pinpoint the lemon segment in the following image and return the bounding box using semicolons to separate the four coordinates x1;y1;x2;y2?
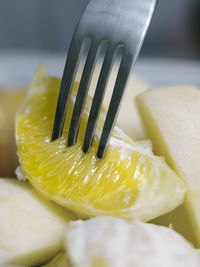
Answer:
16;66;185;220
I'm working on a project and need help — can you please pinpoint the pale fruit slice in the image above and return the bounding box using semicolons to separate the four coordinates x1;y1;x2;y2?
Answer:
15;65;185;221
0;89;25;177
86;64;149;139
136;85;200;245
65;216;200;267
151;204;198;247
0;178;76;266
42;252;69;267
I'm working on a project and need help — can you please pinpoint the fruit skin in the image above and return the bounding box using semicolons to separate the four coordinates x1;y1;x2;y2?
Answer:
136;85;200;245
0;178;76;266
15;66;185;221
65;216;200;267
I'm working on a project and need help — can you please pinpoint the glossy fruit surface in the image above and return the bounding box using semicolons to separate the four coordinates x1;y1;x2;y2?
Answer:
16;66;185;220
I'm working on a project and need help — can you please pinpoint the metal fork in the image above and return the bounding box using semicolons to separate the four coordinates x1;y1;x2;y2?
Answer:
52;0;157;158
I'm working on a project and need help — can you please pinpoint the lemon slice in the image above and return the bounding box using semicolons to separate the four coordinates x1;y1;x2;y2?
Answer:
16;65;185;220
65;216;200;267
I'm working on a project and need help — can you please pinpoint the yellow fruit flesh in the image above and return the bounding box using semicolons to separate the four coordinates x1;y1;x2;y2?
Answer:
17;78;141;213
16;67;185;218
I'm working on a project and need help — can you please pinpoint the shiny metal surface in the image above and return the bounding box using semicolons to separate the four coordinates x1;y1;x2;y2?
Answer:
52;0;157;158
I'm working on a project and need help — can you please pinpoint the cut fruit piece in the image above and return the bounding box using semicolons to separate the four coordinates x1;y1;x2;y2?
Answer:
86;64;149;140
0;88;25;177
136;85;200;245
42;252;69;267
0;178;76;266
16;65;185;221
151;204;198;247
65;216;200;267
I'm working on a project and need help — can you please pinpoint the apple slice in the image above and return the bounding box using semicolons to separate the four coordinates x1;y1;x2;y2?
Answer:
0;178;76;266
136;85;200;245
87;65;150;140
111;73;149;140
64;216;200;267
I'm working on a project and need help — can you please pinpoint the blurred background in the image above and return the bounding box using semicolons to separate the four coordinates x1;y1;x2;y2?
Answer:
0;0;200;59
0;0;200;178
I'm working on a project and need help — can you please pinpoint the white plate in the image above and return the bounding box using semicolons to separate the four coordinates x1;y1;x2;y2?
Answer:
0;50;199;88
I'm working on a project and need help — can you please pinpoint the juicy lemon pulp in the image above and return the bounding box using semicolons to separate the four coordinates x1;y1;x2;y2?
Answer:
16;66;185;219
17;78;140;211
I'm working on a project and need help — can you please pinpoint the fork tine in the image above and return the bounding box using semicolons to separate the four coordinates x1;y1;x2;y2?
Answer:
52;34;84;141
97;49;133;158
83;43;116;153
68;40;101;146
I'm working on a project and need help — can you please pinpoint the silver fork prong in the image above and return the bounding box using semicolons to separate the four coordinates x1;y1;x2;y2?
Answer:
83;43;116;153
53;0;157;157
68;40;101;146
97;49;133;158
52;34;84;141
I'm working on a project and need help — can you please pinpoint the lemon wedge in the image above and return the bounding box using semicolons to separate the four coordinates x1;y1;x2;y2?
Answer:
16;66;185;220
